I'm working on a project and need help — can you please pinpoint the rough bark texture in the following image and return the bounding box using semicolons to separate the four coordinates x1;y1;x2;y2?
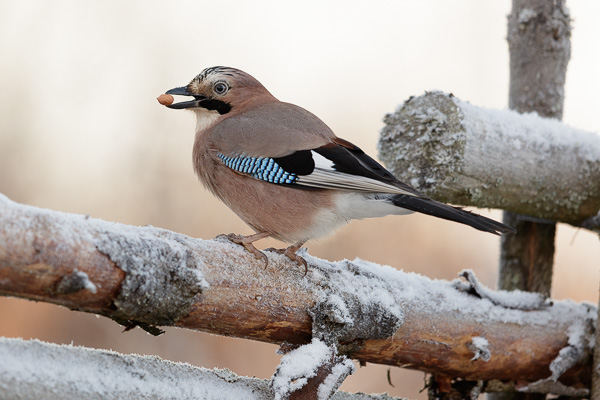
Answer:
499;1;571;399
501;0;571;300
499;213;557;295
508;1;571;118
0;194;595;394
378;92;600;229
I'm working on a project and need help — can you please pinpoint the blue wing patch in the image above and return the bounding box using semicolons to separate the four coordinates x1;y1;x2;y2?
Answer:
217;153;298;184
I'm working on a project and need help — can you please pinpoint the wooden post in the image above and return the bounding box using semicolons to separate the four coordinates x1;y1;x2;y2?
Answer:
500;0;571;296
495;0;571;399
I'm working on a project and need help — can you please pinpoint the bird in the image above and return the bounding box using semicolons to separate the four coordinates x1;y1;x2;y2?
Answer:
161;66;515;270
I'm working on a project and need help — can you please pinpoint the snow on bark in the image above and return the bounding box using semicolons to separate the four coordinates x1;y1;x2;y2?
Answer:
454;269;548;310
0;337;271;400
272;339;334;399
318;359;356;400
55;268;97;294
378;92;600;228
271;338;355;400
0;337;397;400
0;194;596;389
468;336;491;362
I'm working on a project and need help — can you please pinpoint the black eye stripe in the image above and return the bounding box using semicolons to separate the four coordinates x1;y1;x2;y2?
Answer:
201;99;232;115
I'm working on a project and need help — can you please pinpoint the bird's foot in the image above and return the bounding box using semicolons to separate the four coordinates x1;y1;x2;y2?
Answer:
220;232;271;266
266;243;308;275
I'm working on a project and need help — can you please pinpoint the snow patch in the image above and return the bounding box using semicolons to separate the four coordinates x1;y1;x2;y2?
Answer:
469;336;491;362
549;317;594;380
458;96;600;164
518;8;537;24
271;338;333;400
0;337;270;400
302;253;594;330
74;269;97;293
317;359;355;400
454;269;548;310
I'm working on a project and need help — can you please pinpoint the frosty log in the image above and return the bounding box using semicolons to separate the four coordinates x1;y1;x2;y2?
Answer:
0;338;387;400
0;193;595;392
378;92;600;228
0;337;274;400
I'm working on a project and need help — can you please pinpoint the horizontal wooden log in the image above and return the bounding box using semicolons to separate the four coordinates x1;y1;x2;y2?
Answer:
378;92;600;228
0;337;402;400
0;194;595;393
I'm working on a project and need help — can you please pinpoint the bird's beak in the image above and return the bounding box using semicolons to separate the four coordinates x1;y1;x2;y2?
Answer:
165;86;207;109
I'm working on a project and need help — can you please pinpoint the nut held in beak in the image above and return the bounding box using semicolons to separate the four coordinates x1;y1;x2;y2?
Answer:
157;94;174;106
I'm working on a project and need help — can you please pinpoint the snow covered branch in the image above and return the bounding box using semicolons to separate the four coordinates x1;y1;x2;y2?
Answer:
0;337;397;400
378;91;600;229
0;194;595;394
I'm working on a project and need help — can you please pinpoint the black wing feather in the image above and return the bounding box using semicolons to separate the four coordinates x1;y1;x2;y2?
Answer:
313;143;397;182
391;194;516;235
272;150;315;175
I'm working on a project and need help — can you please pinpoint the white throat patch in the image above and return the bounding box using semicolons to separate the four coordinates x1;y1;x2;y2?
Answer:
194;108;221;132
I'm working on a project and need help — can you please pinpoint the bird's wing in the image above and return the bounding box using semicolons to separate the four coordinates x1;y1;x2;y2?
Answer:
209;101;423;196
217;137;424;197
209;101;337;158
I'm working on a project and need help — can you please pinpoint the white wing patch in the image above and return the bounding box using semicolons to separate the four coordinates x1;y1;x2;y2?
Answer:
311;151;335;169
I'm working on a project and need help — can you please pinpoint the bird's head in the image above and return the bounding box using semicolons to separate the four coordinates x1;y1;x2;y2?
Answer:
164;66;275;121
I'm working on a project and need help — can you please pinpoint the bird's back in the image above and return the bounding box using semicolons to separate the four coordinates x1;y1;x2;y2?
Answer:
206;101;337;158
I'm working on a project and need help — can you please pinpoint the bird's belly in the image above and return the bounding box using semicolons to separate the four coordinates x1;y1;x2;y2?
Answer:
200;163;344;243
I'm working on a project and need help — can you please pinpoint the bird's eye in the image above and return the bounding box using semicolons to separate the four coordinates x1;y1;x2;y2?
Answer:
214;82;228;95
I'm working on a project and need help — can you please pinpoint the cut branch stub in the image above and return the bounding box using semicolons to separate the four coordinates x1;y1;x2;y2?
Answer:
378;91;600;228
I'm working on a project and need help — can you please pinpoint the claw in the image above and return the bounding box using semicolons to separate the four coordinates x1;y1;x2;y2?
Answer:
266;242;308;275
287;252;308;276
222;232;270;267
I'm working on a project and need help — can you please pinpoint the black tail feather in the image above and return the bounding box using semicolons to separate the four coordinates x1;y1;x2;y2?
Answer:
391;195;515;235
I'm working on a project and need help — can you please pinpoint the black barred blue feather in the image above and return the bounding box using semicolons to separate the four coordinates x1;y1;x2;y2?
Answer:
217;144;421;196
217;153;299;184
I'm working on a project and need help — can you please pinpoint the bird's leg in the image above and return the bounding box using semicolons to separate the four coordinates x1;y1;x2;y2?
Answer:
266;242;308;275
221;232;271;266
284;242;308;275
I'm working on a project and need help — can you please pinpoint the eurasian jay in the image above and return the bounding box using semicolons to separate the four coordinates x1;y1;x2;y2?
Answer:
161;66;514;268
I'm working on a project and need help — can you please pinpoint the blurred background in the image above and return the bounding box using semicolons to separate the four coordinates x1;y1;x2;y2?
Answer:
0;1;598;398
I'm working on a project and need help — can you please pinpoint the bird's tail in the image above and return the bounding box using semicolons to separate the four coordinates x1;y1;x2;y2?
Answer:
390;194;515;235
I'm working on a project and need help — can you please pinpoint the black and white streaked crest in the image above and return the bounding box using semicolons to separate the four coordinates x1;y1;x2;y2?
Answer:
188;66;266;91
195;66;241;82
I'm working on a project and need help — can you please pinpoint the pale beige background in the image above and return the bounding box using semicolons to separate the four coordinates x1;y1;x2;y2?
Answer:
0;1;598;398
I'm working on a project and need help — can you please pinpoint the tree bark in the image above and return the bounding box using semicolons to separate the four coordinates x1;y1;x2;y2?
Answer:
378;92;600;229
502;0;571;298
0;194;594;394
499;1;572;399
